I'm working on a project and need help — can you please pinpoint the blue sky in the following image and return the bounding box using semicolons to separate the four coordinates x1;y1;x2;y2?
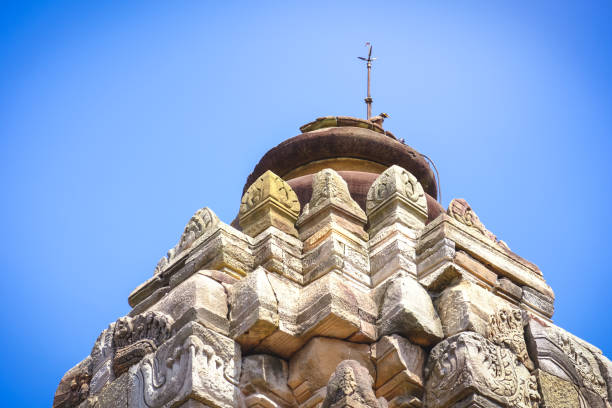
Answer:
1;1;611;405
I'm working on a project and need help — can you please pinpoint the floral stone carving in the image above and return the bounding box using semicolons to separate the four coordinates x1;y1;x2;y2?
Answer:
448;199;510;251
488;308;534;370
366;165;427;214
424;332;540;408
239;170;300;237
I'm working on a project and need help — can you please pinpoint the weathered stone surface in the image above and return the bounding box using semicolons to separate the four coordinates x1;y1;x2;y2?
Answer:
452;394;503;408
251;229;303;284
595;354;612;404
240;354;296;407
297;271;367;342
53;356;92;408
130;321;241;408
239;170;300;238
378;274;443;346
153;207;221;276
229;267;278;351
453;251;498;289
288;337;375;404
369;223;418;286
447;199;509;251
81;371;130;408
371;334;425;401
424;332;539;408
496;277;522;302
436;279;507;337
418;214;553;298
321;360;382;408
296;168;367;241
366;165;427;237
521;286;554;319
89;324;115;395
112;311;173;377
535;369;580;408
146;272;228;335
525;317;608;402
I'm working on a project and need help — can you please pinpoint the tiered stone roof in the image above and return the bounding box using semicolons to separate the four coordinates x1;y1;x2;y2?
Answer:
54;117;611;408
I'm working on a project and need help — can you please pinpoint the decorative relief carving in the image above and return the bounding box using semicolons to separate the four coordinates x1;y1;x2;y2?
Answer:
447;199;510;250
425;332;539;408
112;311;173;377
488;308;534;370
52;356;92;408
366;165;426;214
240;170;300;217
321;360;382;408
153;208;220;275
555;331;607;398
130;323;241;408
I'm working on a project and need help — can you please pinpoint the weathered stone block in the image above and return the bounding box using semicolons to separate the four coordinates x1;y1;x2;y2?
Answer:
229;267;279;351
378;274;443;346
321;360;382;408
146;272;229;335
424;332;539;408
366;165;428;237
239;170;300;238
53;356;92;408
240;354;296;407
288;337;375;404
369;223;418;286
130;321;241;408
89;324;115;395
371;334;425;401
296;168;367;242
521;286;554;319
535;369;580;408
251;229;303;284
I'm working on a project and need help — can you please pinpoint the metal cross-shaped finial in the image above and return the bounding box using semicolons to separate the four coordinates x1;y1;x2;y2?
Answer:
358;42;376;119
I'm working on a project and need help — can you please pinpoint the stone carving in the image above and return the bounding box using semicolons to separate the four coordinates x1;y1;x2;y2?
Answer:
288;337;375;405
154;208;220;275
487;308;534;370
425;332;540;408
447;199;510;250
112;311;173;377
89;324;115;395
366;165;426;214
130;322;241;408
526;317;608;401
321;360;382;408
297;169;366;224
240;170;300;216
52;356;92;408
239;170;300;237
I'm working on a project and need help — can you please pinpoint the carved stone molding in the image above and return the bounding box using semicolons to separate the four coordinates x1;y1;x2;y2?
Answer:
130;322;241;408
447;199;510;251
240;170;300;237
424;332;540;408
366;165;427;215
112;311;174;377
154;207;221;275
487;308;534;370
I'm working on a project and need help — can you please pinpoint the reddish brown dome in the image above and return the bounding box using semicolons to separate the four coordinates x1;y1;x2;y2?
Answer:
240;118;443;224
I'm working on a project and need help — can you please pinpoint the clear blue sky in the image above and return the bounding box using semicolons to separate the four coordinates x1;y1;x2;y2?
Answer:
1;1;611;405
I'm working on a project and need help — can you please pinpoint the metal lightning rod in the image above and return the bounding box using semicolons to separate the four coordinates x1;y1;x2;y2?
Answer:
357;42;376;119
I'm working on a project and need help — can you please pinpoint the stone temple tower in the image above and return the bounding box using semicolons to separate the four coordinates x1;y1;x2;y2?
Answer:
54;116;612;408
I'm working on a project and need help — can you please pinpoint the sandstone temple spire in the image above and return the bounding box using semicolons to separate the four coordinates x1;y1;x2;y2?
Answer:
54;113;612;408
